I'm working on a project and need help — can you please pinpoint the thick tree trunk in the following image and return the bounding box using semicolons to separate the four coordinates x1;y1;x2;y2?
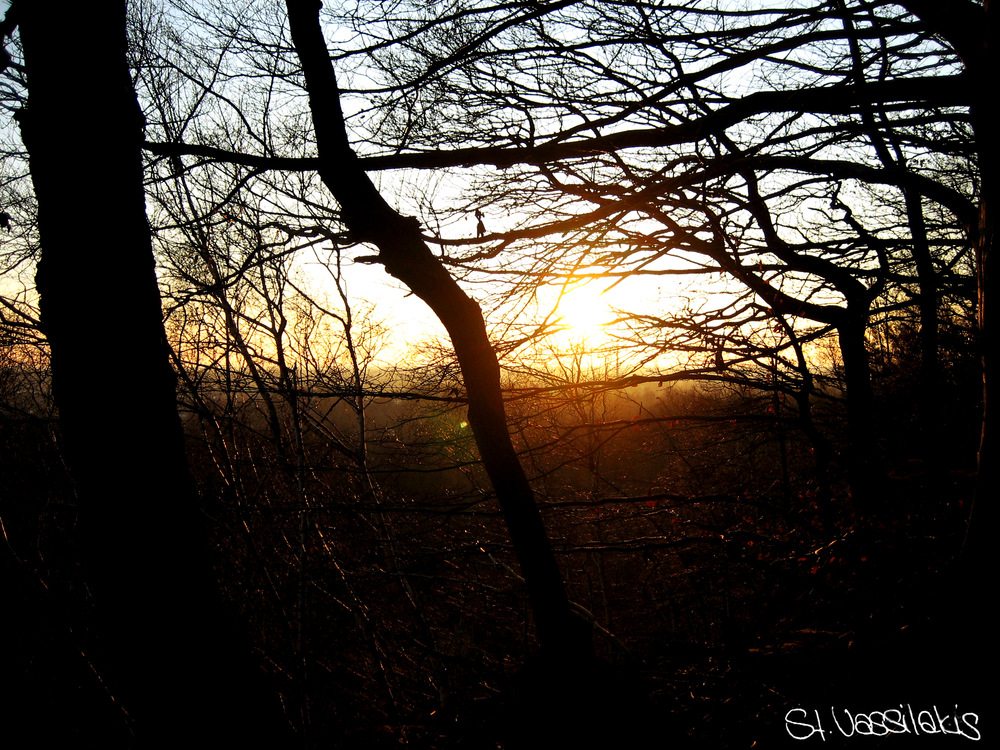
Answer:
14;2;285;742
899;0;994;568
894;0;991;669
285;0;592;665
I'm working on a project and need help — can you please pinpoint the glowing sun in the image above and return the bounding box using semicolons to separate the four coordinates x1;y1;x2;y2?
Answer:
552;282;614;347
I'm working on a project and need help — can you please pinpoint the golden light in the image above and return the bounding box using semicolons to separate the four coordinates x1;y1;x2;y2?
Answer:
551;281;615;348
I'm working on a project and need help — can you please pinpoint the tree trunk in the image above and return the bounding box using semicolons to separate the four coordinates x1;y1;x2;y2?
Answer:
898;0;994;570
285;0;592;666
963;0;996;594
14;2;286;742
838;308;879;505
902;190;944;474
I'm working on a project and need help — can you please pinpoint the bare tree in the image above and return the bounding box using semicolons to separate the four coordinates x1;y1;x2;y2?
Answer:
5;1;286;741
3;0;986;743
283;0;592;671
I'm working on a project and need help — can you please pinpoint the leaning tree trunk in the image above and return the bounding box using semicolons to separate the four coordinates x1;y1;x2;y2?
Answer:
14;2;285;742
285;0;592;666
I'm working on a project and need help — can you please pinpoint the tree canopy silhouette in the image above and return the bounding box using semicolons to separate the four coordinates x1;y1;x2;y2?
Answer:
0;1;987;746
